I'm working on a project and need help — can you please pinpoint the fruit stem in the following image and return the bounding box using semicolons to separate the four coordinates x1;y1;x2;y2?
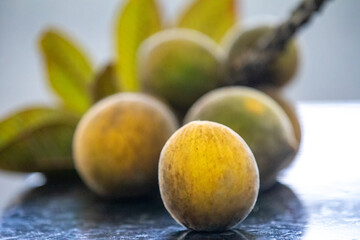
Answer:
229;0;332;86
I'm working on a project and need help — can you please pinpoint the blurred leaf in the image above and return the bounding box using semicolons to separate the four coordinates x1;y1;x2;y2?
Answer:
0;107;79;172
0;107;63;148
177;0;237;42
91;63;119;103
115;0;162;91
39;29;94;115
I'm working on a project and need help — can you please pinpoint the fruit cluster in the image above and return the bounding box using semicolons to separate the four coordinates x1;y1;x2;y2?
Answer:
0;0;306;233
73;24;301;232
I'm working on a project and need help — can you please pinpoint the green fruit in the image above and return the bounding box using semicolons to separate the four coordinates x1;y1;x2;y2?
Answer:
184;87;297;190
138;28;224;110
260;87;302;145
73;93;178;198
159;121;259;232
225;25;299;88
260;87;302;169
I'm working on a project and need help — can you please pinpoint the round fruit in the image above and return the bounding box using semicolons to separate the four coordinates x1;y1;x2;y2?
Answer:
260;87;302;169
184;87;297;190
225;25;299;88
73;93;178;198
260;87;302;144
138;28;224;110
159;121;259;232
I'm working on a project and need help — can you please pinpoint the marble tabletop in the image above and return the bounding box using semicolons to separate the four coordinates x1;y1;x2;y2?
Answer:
0;103;359;239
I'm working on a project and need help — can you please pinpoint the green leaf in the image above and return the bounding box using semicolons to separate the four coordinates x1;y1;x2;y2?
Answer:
0;107;79;172
177;0;237;42
39;29;94;115
91;63;119;103
115;0;162;91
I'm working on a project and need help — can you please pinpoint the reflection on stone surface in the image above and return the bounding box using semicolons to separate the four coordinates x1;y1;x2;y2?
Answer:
2;104;360;239
169;229;248;240
249;182;307;222
241;182;308;239
0;176;308;239
1;177;181;239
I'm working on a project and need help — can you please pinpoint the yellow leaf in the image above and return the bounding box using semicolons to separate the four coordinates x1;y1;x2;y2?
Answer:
0;107;61;148
115;0;162;91
177;0;238;42
0;107;78;172
39;29;94;115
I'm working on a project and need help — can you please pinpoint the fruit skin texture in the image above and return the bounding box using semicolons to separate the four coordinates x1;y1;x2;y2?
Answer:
225;26;299;88
138;28;224;111
159;121;259;232
73;93;178;198
184;87;297;191
260;87;302;145
260;87;302;169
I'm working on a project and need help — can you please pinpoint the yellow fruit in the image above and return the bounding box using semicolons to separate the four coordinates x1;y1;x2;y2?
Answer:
73;93;178;198
159;121;259;232
225;25;299;88
138;28;224;110
184;87;297;190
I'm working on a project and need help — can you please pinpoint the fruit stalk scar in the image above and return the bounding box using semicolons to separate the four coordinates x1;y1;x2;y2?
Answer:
228;0;332;86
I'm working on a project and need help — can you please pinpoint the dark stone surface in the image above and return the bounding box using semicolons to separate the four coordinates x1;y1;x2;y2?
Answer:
1;104;360;239
0;177;307;240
